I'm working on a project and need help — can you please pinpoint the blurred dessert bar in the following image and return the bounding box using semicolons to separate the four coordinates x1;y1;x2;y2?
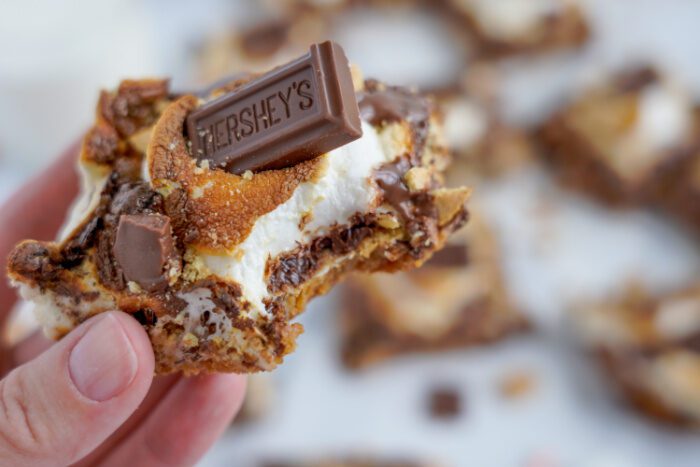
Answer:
340;211;528;369
539;65;700;207
196;16;321;85
7;43;470;374
271;0;588;59
573;285;700;426
443;0;589;58
439;65;534;177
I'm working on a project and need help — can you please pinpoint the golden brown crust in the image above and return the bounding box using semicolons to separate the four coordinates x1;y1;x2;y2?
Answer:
148;95;323;252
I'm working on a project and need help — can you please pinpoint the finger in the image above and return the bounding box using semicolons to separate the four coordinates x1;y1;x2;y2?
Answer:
74;374;180;467
0;311;154;466
101;373;246;467
9;330;52;369
0;142;80;319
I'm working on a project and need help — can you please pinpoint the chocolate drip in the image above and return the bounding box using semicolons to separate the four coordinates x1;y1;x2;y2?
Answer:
266;216;375;293
359;81;429;126
374;158;413;221
359;80;431;158
374;158;437;223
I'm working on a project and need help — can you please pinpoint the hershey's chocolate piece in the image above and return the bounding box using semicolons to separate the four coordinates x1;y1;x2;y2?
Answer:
113;214;174;291
187;41;362;174
425;243;469;268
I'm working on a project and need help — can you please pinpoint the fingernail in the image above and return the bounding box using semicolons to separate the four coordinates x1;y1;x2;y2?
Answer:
69;313;138;402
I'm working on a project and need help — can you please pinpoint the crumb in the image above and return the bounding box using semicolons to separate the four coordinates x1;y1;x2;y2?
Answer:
376;213;400;229
298;211;313;230
242;170;253;180
428;386;462;419
498;370;537;400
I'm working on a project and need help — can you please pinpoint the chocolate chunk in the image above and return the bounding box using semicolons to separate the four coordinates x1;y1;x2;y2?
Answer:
428;386;462;419
186;41;362;174
113;214;175;291
425;243;469;268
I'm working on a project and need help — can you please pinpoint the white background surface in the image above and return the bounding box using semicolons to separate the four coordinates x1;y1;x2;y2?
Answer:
2;1;700;466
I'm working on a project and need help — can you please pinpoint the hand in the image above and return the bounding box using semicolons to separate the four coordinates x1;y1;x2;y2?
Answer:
0;145;246;466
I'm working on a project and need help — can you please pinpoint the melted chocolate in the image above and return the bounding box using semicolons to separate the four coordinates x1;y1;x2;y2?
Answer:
266;216;375;293
359;81;429;126
373;157;437;235
374;158;413;221
100;79;169;137
92;179;169;292
359;80;431;159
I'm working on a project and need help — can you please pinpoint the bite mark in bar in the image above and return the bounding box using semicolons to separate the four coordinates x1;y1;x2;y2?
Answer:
187;41;363;174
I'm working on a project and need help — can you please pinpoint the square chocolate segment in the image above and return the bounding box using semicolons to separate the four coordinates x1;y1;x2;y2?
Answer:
186;41;362;174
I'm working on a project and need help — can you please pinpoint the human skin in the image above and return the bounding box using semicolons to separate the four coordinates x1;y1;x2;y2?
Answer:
0;144;247;466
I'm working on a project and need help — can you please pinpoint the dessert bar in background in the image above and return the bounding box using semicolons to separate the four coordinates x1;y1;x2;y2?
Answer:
443;0;589;59
269;0;589;59
572;284;700;426
340;211;528;369
438;65;534;178
539;65;700;208
7;42;470;374
197;0;590;94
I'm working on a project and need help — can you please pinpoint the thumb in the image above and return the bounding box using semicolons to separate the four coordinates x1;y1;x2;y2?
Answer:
0;311;155;466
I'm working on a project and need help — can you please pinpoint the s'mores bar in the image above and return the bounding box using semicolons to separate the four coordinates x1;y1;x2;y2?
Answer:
573;285;700;426
539;66;700;207
439;65;534;177
340;212;528;369
444;0;589;59
268;0;588;61
7;42;470;374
